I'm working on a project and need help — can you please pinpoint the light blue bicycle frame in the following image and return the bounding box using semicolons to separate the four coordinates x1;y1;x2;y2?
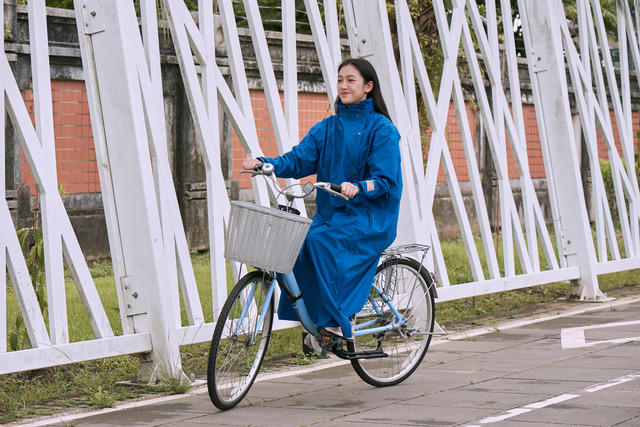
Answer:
237;269;409;342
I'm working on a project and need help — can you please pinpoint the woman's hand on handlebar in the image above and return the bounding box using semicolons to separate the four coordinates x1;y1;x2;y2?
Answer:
340;182;359;199
242;158;262;171
241;158;274;176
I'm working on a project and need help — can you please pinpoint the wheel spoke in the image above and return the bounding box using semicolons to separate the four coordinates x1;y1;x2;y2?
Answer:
208;272;274;409
351;258;435;386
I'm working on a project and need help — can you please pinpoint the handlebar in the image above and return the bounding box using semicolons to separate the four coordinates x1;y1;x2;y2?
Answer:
241;162;349;200
239;162;274;175
314;182;348;200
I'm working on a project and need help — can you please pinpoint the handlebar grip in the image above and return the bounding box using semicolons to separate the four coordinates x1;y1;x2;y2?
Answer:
330;183;342;193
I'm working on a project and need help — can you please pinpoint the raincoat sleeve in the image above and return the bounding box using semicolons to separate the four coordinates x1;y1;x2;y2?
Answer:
355;121;402;200
258;120;326;179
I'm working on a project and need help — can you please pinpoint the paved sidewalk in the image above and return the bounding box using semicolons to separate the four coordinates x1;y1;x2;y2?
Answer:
35;297;640;426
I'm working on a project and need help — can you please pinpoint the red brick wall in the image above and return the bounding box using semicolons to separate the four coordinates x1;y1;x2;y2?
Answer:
444;102;474;181
415;103;546;182
523;104;545;179
596;110;637;160
18;80;639;196
21;80;98;195
231;90;333;189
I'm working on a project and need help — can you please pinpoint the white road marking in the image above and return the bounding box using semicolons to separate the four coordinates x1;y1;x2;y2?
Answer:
560;327;587;348
583;371;640;393
465;372;640;426
473;407;531;424
561;319;640;349
525;393;581;409
580;336;640;347
466;394;580;425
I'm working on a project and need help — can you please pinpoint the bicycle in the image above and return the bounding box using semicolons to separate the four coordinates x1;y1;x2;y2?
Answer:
207;163;437;410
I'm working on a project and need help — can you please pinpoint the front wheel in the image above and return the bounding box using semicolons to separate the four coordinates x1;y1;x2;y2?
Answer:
207;270;275;410
351;257;435;387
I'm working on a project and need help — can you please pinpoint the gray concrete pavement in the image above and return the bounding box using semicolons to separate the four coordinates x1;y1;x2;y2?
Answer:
38;297;640;426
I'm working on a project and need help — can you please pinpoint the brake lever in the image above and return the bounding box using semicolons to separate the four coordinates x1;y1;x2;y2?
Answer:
239;163;274;175
315;182;349;200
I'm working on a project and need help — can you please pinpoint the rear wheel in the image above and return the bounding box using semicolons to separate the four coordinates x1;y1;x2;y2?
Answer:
207;271;274;410
351;257;435;387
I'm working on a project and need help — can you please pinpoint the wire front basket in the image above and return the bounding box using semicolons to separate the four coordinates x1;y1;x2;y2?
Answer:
225;201;312;273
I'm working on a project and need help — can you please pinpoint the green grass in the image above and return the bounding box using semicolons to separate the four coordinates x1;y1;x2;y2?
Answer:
2;240;640;423
0;357;143;422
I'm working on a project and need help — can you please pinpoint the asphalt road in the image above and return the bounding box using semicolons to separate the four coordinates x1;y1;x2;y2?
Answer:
26;295;640;427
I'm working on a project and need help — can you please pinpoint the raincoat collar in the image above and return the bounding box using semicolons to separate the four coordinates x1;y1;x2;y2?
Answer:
336;98;375;117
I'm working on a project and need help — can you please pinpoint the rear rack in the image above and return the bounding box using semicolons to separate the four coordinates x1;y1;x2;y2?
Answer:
381;243;439;300
381;243;430;257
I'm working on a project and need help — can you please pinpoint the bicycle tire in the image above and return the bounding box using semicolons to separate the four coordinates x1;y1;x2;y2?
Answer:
207;270;275;410
350;257;435;387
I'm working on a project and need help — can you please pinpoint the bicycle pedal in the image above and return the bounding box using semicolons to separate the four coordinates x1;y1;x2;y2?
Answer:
332;348;389;360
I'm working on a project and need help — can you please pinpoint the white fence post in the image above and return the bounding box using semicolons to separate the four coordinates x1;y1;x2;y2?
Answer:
343;0;430;253
1;0;5;353
74;1;182;377
519;0;605;300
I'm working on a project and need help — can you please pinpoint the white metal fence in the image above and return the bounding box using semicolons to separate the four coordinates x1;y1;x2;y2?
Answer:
1;0;639;377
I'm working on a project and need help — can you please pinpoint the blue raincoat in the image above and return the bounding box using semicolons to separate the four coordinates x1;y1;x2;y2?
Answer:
260;98;402;338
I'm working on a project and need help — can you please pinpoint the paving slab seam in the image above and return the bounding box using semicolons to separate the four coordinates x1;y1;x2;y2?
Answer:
463;370;640;426
14;294;640;427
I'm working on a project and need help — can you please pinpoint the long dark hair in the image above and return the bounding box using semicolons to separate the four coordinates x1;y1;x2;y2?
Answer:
336;58;391;121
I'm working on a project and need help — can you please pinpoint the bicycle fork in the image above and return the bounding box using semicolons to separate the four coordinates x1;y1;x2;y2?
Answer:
233;278;276;346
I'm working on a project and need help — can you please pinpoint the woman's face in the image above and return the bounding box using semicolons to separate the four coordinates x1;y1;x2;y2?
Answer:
337;64;373;105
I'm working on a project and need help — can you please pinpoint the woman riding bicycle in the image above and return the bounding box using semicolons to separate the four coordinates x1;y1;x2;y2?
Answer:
242;58;402;340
